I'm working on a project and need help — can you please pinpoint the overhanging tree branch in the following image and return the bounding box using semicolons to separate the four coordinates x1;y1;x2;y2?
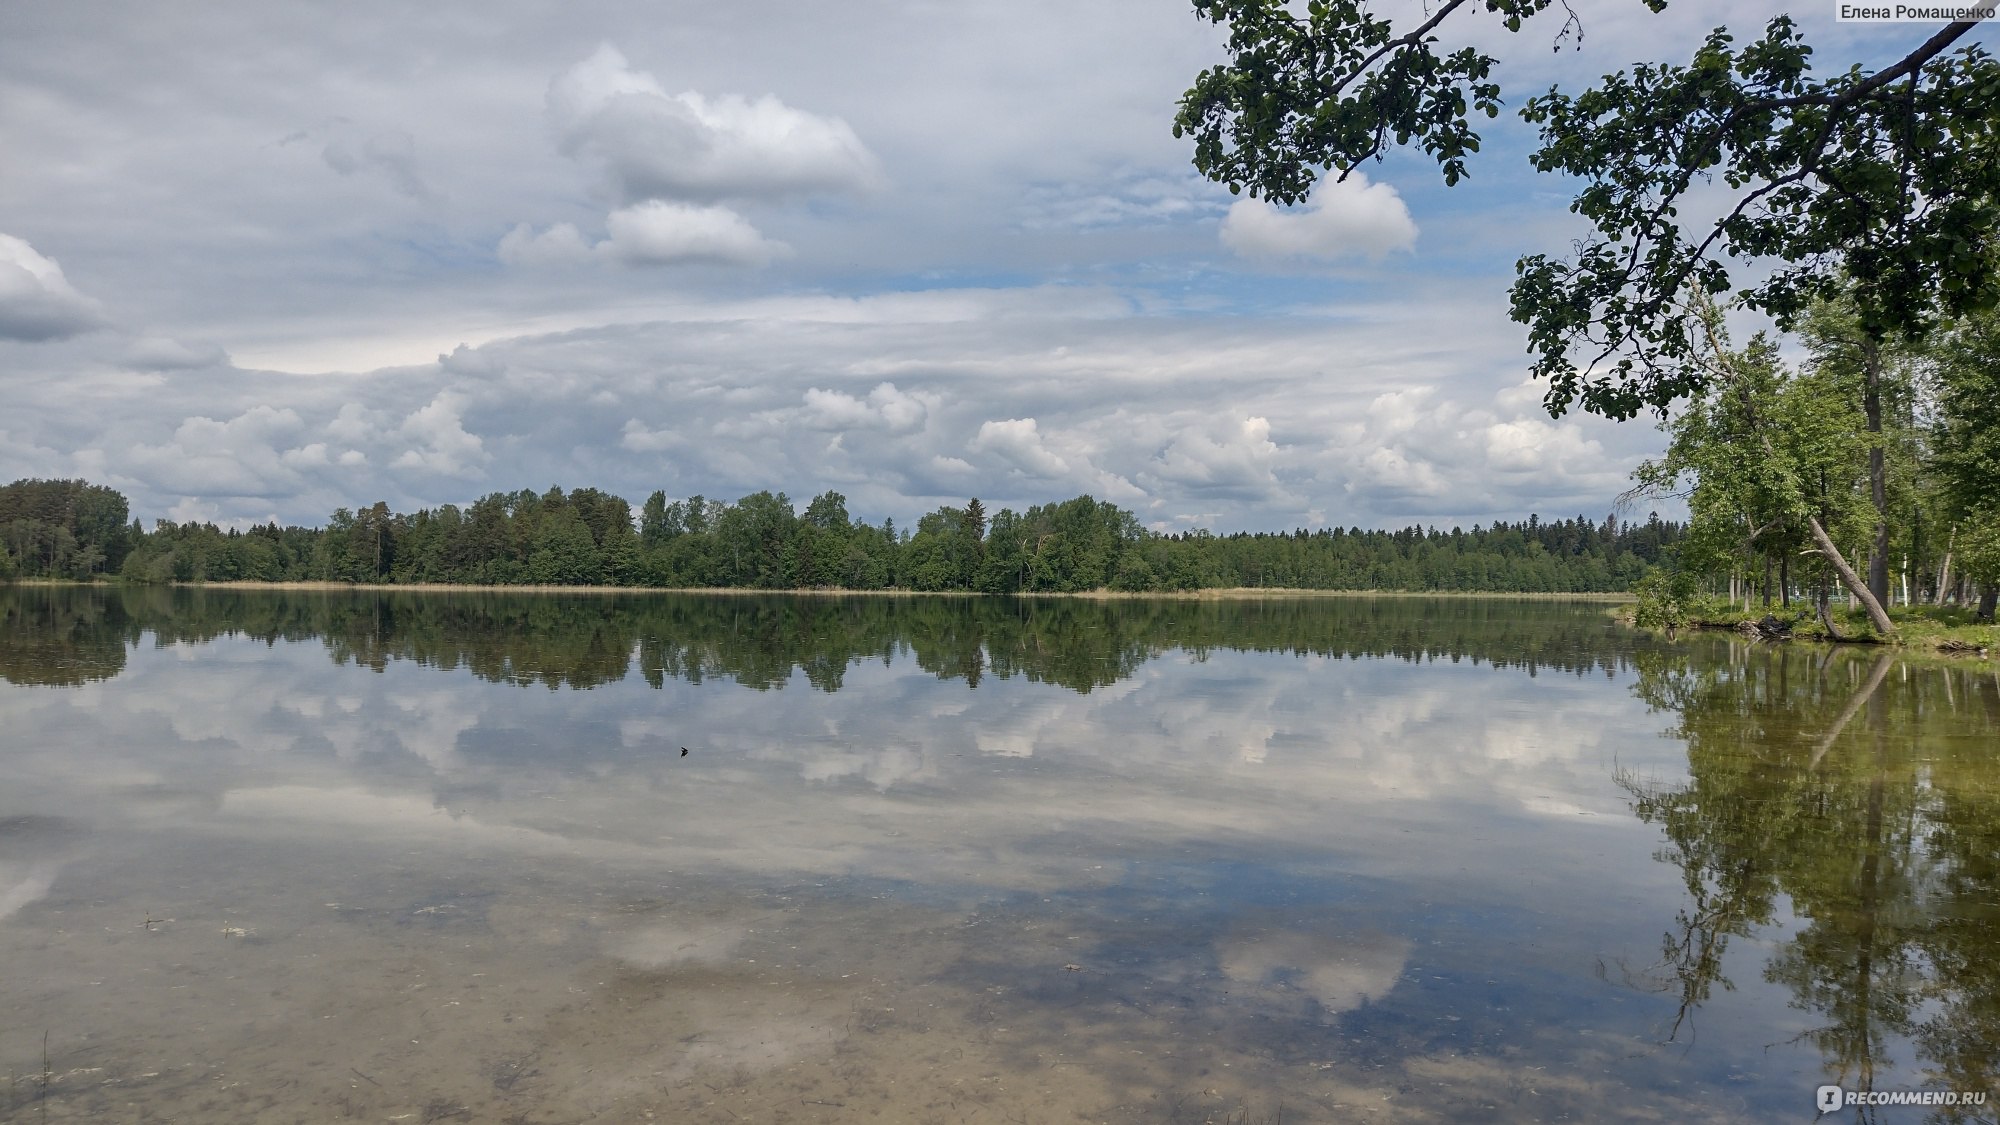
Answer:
1180;5;2000;419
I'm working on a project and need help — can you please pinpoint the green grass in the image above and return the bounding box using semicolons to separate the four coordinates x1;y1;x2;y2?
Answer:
1659;597;1998;652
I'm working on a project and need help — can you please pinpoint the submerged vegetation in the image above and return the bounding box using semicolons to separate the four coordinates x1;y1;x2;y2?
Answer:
2;478;1683;594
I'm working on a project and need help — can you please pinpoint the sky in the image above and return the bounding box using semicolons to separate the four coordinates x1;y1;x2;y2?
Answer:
0;1;1978;533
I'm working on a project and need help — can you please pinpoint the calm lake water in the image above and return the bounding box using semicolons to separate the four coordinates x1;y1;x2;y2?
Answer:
2;587;1997;1123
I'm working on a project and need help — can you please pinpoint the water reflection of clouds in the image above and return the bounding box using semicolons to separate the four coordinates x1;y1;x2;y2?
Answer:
381;688;483;772
1217;925;1412;1016
0;817;81;922
1;621;1782;1122
0;864;57;920
2;633;1672;905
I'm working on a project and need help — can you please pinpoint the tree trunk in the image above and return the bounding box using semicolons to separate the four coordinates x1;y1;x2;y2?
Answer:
1808;652;1892;768
1806;514;1896;635
1818;578;1844;641
1781;553;1791;609
1936;526;1955;605
1980;584;1998;624
1862;339;1891;609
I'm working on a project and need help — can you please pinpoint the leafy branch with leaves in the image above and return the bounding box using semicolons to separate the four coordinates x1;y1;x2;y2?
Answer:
1177;3;2000;420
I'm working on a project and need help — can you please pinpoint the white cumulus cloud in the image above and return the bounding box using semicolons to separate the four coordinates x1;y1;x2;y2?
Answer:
1355;445;1450;499
500;204;789;270
0;232;106;341
503;44;878;273
1483;417;1606;476
497;222;594;268
1220;173;1418;262
280;442;331;469
1148;415;1284;499
621;418;682;453
798;382;927;433
601;201;788;267
126;405;309;498
389;392;488;479
548;44;882;205
971;417;1069;479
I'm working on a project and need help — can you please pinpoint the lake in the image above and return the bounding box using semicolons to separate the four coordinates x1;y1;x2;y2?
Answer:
2;587;1996;1122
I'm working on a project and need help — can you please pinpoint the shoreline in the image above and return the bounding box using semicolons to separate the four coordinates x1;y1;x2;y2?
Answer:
1607;604;1996;660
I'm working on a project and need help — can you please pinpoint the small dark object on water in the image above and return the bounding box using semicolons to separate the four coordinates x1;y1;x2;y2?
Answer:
681;746;689;757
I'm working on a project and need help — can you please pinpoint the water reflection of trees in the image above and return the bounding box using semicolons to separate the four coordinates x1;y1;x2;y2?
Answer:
0;585;134;685
0;586;1646;692
1625;641;2000;1117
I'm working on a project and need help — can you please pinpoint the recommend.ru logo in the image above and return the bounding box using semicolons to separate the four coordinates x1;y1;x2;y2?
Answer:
1817;1084;1990;1111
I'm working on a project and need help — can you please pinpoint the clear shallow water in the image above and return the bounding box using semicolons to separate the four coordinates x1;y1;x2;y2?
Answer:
1;588;1996;1122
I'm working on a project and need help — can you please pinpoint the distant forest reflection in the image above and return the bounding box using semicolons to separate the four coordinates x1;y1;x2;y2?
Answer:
0;585;1642;692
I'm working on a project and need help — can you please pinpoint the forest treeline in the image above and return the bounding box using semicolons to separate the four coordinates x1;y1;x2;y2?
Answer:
0;479;135;582
1;478;1683;594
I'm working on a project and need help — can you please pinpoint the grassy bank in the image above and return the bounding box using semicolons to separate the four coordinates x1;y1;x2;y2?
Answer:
1619;598;1997;656
2;576;115;586
153;580;951;596
1041;588;1633;601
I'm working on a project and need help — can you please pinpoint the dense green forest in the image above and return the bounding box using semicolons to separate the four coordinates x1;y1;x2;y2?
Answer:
1630;299;2000;628
0;478;135;580
0;478;1682;593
